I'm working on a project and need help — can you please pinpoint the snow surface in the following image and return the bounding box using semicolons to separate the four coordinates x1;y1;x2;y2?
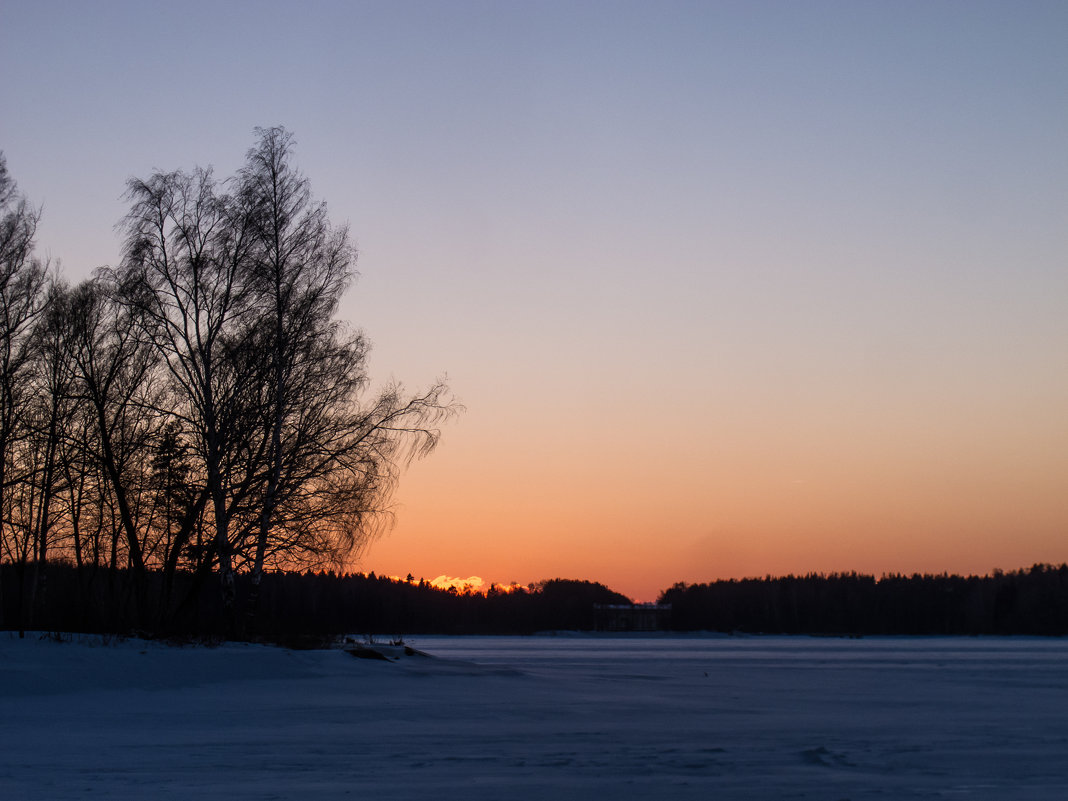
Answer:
3;632;1068;799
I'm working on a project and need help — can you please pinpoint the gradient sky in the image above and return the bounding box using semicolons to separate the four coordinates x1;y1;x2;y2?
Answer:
2;1;1066;600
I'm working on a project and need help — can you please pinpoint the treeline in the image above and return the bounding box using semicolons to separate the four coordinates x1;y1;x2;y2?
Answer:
0;131;453;637
1;565;629;637
661;564;1068;635
6;561;1067;638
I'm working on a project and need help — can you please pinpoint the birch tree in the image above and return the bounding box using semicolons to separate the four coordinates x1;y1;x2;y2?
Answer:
118;131;457;632
0;154;50;630
119;167;263;625
236;127;453;621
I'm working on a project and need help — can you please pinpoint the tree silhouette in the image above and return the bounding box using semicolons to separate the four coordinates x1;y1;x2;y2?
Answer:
0;133;457;635
117;129;455;631
0;153;50;633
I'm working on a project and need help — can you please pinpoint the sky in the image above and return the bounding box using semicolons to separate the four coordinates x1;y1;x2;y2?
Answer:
2;1;1066;600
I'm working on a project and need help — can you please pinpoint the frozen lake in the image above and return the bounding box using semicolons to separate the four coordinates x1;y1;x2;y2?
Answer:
3;633;1067;799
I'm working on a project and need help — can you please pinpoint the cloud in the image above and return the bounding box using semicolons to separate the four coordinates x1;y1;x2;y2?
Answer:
429;575;484;592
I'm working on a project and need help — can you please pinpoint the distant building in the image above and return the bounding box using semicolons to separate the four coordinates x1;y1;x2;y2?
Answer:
594;603;672;632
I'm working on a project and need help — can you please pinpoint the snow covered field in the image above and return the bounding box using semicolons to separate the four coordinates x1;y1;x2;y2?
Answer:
3;633;1067;799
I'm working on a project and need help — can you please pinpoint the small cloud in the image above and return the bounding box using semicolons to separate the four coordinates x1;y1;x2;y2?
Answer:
430;575;484;592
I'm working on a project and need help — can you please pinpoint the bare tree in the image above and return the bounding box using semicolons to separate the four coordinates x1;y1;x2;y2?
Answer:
119;166;265;626
0;154;50;630
116;132;458;631
0;131;464;634
19;282;82;630
239;127;346;607
64;276;172;622
235;128;455;622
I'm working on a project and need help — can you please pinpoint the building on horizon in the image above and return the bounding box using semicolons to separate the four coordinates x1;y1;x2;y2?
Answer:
593;603;672;632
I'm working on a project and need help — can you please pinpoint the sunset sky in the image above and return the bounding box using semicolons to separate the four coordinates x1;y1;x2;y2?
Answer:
2;1;1066;600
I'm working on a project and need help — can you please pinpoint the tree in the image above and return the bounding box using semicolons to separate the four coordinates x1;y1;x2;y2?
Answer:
236;126;355;609
118;129;457;631
0;154;50;631
64;276;173;622
0;135;455;635
235;128;451;622
119;165;263;627
17;282;80;631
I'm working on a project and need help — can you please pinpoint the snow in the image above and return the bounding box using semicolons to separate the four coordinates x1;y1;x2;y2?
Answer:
3;632;1068;799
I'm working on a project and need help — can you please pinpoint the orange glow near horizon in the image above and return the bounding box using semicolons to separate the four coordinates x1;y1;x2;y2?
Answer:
362;381;1068;603
428;575;485;593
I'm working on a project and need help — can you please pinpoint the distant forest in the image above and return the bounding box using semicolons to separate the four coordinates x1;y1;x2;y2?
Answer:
661;564;1068;636
4;563;1067;639
0;566;630;638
